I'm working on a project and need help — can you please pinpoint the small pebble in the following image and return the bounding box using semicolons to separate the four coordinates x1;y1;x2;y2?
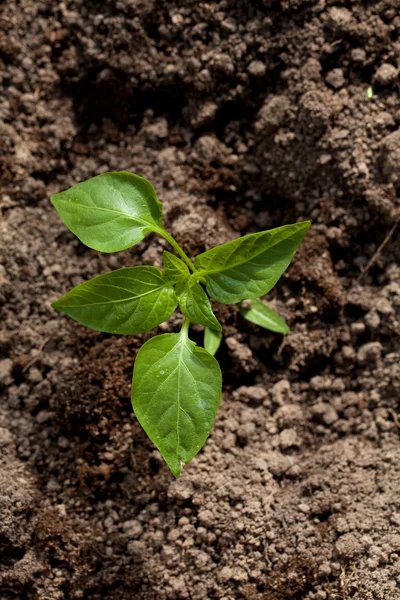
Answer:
248;60;266;77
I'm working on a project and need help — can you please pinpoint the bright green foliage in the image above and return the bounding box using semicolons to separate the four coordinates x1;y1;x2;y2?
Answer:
51;170;310;476
204;327;223;356
131;323;222;477
240;298;290;334
163;251;190;283
52;267;177;335
176;280;222;331
51;172;163;253
194;222;310;304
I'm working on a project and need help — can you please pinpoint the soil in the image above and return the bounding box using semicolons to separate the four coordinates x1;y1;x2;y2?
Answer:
1;1;400;599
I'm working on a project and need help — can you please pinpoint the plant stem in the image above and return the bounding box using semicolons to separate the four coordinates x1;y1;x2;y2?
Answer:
180;317;190;340
155;228;196;272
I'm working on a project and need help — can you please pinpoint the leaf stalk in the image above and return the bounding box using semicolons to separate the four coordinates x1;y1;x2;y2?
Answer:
156;228;196;273
180;317;190;340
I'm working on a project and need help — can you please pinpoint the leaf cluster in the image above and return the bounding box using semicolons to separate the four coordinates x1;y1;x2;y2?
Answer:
51;172;310;476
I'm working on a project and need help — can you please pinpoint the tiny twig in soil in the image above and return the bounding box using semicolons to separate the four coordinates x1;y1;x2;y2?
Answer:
339;565;349;600
22;336;52;372
356;220;399;283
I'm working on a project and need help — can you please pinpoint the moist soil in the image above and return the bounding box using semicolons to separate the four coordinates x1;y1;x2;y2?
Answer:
1;1;400;599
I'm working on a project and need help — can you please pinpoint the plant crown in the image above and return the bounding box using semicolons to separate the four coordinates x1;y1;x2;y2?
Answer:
51;171;310;476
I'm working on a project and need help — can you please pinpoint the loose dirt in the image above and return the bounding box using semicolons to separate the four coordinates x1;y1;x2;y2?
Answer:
1;1;399;599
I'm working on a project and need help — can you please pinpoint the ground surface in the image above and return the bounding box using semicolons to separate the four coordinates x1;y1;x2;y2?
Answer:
1;1;400;599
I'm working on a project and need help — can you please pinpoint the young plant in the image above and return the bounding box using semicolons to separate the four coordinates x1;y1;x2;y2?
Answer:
51;172;310;476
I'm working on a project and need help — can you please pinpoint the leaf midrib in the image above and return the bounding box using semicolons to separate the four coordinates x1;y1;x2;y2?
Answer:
195;228;303;276
55;284;170;308
141;338;191;460
54;197;157;228
176;338;185;460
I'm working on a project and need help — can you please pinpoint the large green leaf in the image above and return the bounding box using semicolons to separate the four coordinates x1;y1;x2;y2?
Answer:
176;280;222;331
131;328;222;477
240;298;290;334
51;171;163;253
194;221;310;304
52;267;177;335
204;327;223;356
163;251;190;284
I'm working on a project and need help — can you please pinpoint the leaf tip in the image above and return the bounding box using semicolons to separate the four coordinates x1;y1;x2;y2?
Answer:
51;295;69;312
168;460;183;478
50;300;61;310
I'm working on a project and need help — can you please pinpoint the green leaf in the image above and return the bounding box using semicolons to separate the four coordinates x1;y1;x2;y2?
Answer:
163;251;190;284
52;266;177;335
176;280;222;331
194;221;310;304
131;328;222;477
51;171;163;253
204;327;223;356
240;298;290;334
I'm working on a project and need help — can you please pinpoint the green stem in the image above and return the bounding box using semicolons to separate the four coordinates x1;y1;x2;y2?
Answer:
180;317;190;340
155;228;196;273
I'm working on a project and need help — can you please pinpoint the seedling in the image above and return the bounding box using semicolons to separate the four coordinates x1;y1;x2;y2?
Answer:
51;172;310;476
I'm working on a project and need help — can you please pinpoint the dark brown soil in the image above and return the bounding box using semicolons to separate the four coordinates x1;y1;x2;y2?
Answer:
1;1;400;599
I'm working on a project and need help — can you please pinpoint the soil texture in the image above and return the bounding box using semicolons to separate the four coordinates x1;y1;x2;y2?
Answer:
1;1;400;599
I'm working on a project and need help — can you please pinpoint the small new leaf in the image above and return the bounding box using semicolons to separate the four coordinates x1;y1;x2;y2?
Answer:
194;221;310;304
131;330;222;477
204;327;223;356
176;280;222;331
52;266;177;335
163;251;190;284
240;298;290;334
51;171;163;253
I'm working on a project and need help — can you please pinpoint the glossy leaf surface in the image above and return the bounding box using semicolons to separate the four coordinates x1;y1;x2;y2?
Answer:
51;171;163;253
52;267;177;335
194;221;310;304
176;280;222;331
204;327;223;356
163;251;190;284
240;298;290;334
131;330;222;477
